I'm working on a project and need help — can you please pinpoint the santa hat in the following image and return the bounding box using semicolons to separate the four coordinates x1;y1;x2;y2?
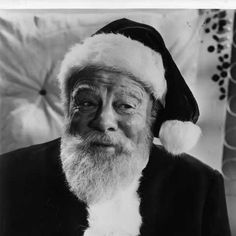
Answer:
58;18;201;155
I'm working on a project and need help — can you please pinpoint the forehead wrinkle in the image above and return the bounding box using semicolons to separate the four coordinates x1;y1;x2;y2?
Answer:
70;67;151;100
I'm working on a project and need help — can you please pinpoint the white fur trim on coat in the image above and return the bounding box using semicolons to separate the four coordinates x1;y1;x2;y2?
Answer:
58;33;167;109
159;120;202;155
83;178;142;236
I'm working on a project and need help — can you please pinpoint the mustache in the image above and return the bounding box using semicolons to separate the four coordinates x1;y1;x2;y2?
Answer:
82;132;128;145
75;132;133;153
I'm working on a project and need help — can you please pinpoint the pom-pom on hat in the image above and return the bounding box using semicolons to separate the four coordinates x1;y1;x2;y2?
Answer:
58;18;201;155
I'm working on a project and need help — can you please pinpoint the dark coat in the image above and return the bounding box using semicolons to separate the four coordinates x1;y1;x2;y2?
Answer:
0;138;231;236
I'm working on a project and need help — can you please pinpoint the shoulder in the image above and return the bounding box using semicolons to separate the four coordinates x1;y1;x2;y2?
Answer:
0;138;64;211
145;143;222;185
140;144;225;208
0;138;61;162
0;138;62;181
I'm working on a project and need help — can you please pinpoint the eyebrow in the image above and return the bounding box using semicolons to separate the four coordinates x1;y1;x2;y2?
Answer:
72;84;98;97
118;89;143;103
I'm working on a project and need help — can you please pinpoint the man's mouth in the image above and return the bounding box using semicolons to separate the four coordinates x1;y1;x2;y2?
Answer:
91;141;115;148
89;141;118;152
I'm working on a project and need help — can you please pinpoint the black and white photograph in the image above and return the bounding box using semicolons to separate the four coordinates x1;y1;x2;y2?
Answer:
0;1;235;235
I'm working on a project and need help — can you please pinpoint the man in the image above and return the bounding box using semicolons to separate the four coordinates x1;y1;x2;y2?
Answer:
0;18;231;236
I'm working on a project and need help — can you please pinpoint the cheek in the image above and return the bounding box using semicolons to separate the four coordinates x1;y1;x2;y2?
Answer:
119;114;149;144
67;111;93;136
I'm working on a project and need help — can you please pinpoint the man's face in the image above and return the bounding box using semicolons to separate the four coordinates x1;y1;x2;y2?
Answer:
67;69;153;149
61;69;154;204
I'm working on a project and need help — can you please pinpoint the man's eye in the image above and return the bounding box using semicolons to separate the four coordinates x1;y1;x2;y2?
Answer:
76;100;98;112
80;101;94;107
116;103;137;114
119;104;134;109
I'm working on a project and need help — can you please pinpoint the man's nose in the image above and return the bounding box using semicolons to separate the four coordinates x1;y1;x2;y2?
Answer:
89;104;118;132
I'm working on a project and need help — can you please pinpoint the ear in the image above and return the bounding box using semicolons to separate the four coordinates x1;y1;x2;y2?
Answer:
151;99;165;137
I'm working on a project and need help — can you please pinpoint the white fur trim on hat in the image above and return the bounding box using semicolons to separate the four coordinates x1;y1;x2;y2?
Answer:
58;33;167;108
159;120;202;155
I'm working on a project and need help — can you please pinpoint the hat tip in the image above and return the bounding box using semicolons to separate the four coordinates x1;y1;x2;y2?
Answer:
159;120;202;155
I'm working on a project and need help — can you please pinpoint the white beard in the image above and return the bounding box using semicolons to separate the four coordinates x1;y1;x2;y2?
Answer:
60;128;152;205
